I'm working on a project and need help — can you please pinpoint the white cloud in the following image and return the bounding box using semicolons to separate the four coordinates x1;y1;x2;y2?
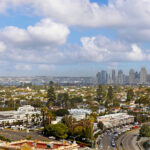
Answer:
1;0;150;44
80;35;130;62
0;42;6;52
1;0;150;28
127;44;146;61
0;34;149;66
1;26;29;43
15;64;32;71
27;18;70;45
0;18;70;49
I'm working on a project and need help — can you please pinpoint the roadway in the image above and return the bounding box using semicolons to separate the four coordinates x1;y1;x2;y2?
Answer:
102;134;117;150
116;129;139;150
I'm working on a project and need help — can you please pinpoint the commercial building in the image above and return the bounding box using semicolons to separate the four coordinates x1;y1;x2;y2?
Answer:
0;105;40;126
140;67;147;84
117;70;124;85
96;70;108;85
129;69;135;85
97;113;134;129
111;69;116;84
96;67;150;85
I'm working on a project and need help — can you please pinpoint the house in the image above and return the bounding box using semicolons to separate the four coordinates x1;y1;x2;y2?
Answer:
98;106;106;114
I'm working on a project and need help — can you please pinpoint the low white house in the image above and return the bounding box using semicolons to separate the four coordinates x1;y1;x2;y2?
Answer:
98;106;106;114
68;109;92;121
69;109;91;115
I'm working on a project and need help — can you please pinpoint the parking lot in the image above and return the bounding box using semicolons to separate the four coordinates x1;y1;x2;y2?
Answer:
0;129;50;141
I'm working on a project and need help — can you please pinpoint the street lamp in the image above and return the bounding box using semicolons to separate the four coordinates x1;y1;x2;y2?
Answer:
70;135;80;144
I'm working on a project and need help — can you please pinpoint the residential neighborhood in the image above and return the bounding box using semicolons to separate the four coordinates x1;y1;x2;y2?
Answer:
0;81;149;149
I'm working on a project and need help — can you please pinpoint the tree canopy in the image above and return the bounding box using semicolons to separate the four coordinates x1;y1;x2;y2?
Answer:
140;124;150;137
44;123;69;139
55;109;69;116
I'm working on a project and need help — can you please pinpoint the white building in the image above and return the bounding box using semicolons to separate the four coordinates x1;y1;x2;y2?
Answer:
98;106;106;114
69;109;91;115
69;109;92;121
0;105;41;126
97;113;134;129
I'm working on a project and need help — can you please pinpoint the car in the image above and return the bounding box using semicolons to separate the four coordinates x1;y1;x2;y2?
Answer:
49;136;56;140
0;127;4;130
134;122;139;125
111;141;116;147
132;126;139;129
99;144;103;148
79;143;86;147
99;137;102;140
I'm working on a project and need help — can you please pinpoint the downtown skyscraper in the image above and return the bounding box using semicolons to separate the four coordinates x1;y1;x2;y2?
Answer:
96;67;148;85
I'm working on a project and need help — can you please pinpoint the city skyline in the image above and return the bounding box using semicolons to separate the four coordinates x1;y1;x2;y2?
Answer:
0;0;150;76
96;67;149;85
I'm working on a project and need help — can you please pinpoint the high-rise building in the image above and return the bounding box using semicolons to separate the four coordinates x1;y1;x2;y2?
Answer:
129;69;135;84
100;70;108;84
96;70;108;85
140;67;147;84
111;69;116;84
135;71;140;83
118;70;124;84
96;72;101;85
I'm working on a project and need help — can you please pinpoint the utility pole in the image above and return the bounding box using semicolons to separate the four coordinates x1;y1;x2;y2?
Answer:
91;120;94;148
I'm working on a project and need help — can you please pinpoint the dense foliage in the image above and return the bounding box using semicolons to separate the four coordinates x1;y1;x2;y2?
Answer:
54;109;69;116
140;124;150;137
43;123;69;139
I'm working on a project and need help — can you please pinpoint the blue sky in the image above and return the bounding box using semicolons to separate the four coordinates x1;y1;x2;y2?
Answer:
0;0;150;76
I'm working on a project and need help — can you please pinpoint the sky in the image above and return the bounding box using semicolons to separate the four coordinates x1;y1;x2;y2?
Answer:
0;0;150;76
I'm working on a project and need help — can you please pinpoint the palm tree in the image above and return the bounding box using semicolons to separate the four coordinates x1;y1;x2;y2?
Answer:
31;114;36;125
25;114;29;125
41;106;48;127
47;112;53;125
35;113;40;125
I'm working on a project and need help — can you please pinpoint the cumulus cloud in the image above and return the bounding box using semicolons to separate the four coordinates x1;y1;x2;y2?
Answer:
1;0;150;28
1;0;150;44
127;44;146;61
0;34;149;66
0;42;6;52
0;18;70;49
80;36;130;62
27;18;70;45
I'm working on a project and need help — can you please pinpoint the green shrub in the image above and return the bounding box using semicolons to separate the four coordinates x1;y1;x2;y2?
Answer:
0;135;11;142
26;136;32;140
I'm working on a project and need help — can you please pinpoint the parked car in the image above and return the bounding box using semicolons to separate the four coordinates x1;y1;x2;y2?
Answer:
0;127;4;130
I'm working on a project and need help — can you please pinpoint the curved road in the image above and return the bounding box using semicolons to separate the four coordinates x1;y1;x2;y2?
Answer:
117;129;139;150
